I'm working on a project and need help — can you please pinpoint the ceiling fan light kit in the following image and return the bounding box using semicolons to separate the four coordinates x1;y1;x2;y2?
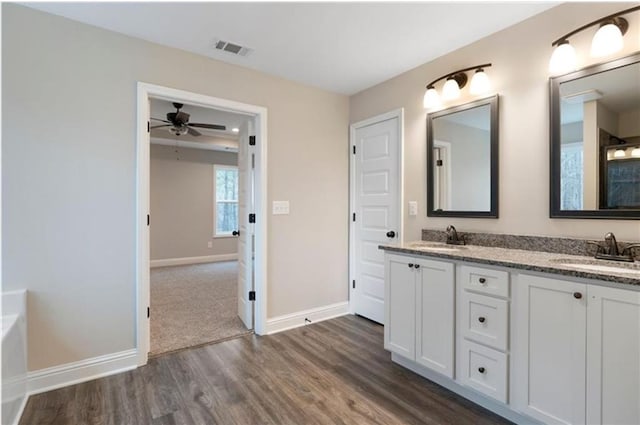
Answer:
150;102;227;137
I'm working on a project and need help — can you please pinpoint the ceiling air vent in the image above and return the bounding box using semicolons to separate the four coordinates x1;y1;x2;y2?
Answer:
214;39;253;57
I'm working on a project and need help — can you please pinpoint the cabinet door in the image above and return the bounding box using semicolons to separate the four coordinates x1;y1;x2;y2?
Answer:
415;258;455;378
384;254;416;360
512;274;586;425
587;285;640;425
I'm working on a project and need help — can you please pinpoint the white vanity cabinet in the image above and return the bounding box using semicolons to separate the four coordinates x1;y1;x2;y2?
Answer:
383;248;640;425
513;274;640;425
384;253;455;377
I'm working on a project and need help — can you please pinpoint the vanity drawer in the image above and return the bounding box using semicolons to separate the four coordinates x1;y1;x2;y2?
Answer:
461;265;509;298
461;292;508;351
459;340;508;403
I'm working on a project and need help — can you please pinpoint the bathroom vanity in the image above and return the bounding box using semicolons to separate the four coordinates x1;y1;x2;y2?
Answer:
380;239;640;425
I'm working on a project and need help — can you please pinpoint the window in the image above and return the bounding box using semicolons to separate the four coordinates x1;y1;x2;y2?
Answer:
214;165;238;237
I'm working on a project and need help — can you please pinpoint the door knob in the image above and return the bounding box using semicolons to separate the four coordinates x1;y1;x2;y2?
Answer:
386;230;396;238
573;292;582;299
478;367;486;374
232;230;240;236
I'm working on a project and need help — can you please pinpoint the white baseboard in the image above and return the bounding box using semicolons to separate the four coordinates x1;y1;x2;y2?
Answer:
265;301;349;334
27;349;138;396
150;253;238;268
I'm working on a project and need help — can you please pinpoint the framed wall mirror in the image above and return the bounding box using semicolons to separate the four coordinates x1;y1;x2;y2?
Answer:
550;52;640;219
427;95;499;218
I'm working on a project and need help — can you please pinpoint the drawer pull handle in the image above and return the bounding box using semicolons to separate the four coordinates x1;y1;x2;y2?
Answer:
478;367;486;374
408;263;414;268
479;278;487;284
414;264;420;269
573;292;582;299
478;317;486;323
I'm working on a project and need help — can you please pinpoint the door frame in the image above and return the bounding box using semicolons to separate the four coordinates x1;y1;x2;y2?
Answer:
136;82;268;366
348;108;404;315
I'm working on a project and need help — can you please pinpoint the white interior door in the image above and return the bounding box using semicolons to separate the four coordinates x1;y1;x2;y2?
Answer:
237;119;254;329
352;116;399;324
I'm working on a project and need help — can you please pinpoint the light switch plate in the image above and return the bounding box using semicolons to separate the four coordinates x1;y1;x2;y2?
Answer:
273;201;290;215
409;201;418;216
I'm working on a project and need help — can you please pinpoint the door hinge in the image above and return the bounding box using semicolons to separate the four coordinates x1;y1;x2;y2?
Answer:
436;159;443;166
147;121;150;133
352;212;356;222
147;307;150;318
249;213;256;223
353;145;356;155
249;135;256;146
147;214;150;226
352;280;356;289
248;291;256;301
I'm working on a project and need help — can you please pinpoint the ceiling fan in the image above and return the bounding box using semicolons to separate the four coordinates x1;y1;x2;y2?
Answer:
151;103;226;136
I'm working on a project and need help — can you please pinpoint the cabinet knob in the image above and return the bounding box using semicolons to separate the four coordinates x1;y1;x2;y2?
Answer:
414;264;420;269
478;367;486;374
573;292;582;299
479;278;487;284
478;317;486;323
386;230;396;238
408;263;414;268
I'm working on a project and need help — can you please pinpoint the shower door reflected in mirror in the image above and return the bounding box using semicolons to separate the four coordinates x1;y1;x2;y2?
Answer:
427;95;499;218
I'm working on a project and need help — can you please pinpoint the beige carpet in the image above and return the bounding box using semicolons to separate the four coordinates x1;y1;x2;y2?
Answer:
150;261;251;356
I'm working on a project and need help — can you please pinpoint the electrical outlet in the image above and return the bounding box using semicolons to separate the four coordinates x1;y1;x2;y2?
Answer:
409;201;418;216
207;241;213;248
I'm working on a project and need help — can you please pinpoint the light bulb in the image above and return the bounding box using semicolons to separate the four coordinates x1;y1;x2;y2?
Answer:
614;148;626;158
423;87;441;109
442;78;461;100
591;23;624;57
549;41;577;75
631;147;640;158
469;69;490;95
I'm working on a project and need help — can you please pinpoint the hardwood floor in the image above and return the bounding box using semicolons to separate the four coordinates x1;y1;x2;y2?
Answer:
20;315;511;425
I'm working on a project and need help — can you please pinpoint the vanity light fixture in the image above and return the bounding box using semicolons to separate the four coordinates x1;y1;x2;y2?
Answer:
548;5;640;75
423;63;492;109
613;148;627;159
632;147;640;158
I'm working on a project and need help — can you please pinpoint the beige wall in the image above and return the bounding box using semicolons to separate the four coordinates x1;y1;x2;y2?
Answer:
2;4;349;370
150;145;238;260
350;2;640;242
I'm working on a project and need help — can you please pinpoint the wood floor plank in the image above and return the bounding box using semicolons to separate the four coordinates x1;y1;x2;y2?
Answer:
20;315;512;425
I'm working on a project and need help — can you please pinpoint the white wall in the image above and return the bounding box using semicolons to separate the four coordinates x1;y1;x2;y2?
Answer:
2;4;349;371
350;2;640;241
150;144;238;260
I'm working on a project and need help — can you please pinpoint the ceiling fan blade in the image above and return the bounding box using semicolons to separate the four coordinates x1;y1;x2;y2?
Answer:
151;117;171;123
189;123;227;131
150;125;171;129
187;127;202;137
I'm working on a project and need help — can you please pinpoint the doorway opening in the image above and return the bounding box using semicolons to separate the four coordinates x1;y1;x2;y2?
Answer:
136;83;268;365
148;99;252;356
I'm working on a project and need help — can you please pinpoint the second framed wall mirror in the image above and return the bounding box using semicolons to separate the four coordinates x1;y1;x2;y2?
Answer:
426;95;499;218
550;52;640;219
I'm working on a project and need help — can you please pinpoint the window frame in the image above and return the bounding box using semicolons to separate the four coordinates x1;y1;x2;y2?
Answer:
213;164;239;238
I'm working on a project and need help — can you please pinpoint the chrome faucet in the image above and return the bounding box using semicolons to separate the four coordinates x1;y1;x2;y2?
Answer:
446;225;465;245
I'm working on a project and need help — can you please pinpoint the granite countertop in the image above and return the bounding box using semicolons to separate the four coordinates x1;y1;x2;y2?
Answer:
379;241;640;287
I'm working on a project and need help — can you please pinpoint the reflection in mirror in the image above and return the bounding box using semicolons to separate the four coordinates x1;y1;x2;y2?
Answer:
551;52;640;218
427;95;498;218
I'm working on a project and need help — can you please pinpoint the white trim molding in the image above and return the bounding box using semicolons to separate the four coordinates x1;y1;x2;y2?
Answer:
265;302;350;335
150;254;238;268
27;349;138;396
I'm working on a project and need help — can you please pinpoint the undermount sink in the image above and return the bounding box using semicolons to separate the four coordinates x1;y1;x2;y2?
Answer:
407;241;468;252
550;258;640;275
